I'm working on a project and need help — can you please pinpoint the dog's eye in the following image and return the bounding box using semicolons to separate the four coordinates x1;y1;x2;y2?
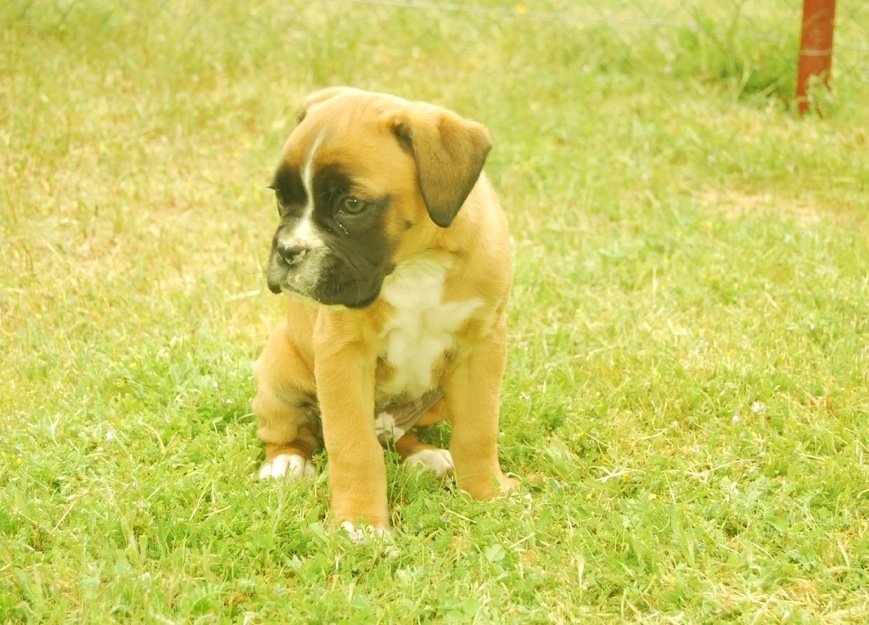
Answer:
341;197;368;215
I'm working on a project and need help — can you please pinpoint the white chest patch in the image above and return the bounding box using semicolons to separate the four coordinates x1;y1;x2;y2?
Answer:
378;259;482;398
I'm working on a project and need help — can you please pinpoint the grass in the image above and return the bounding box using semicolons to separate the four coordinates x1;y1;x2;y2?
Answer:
2;0;868;623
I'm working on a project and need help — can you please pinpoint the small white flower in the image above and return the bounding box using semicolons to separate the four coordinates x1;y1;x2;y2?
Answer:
731;415;740;425
751;401;766;413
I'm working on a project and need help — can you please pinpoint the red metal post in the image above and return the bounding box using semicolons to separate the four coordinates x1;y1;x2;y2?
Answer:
796;0;837;115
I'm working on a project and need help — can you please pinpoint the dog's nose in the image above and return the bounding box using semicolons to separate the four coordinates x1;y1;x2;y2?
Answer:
277;243;309;265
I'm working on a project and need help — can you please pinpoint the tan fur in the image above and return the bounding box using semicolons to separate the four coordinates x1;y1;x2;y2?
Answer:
253;88;516;529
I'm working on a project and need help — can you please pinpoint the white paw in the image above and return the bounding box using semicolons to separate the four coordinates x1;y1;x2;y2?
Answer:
258;453;316;480
374;411;406;442
341;521;391;544
404;448;454;477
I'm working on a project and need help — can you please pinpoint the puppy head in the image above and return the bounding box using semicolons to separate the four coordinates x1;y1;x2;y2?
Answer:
265;87;491;308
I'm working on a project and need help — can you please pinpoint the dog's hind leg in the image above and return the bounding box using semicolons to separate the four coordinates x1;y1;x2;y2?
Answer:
395;399;454;477
253;323;321;479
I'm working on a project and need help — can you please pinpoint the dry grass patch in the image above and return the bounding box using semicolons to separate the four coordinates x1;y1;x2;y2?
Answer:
694;187;826;227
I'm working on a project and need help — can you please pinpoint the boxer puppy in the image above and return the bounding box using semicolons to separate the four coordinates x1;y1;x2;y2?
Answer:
252;87;515;533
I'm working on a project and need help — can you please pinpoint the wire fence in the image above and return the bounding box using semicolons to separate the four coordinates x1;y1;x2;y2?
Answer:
6;0;868;103
330;0;869;100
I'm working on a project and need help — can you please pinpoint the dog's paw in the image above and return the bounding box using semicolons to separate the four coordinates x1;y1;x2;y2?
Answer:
404;448;454;477
341;521;391;545
500;475;520;493
258;453;316;480
374;411;407;444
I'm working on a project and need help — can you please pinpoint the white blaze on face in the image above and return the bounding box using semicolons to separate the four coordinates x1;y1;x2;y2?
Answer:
378;257;483;397
275;131;331;295
279;130;327;253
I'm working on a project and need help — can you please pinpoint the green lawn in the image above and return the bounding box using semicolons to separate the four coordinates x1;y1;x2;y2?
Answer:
2;1;868;623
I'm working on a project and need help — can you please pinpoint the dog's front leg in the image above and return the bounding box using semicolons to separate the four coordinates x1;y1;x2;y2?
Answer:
444;318;517;500
313;321;388;531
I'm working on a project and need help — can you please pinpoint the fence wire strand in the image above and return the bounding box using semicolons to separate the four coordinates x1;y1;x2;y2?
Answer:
340;0;868;85
7;0;867;93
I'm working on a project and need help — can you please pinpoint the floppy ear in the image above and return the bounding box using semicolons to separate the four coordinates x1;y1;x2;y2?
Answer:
393;106;492;228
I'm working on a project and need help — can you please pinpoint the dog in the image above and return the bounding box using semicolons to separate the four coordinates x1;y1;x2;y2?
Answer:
252;87;516;533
